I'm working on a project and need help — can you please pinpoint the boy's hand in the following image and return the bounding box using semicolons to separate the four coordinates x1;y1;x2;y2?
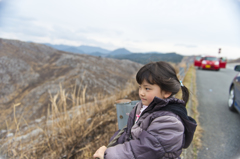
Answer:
93;146;107;159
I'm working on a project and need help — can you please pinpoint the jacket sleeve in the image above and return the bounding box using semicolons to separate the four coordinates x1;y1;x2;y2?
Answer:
104;115;184;159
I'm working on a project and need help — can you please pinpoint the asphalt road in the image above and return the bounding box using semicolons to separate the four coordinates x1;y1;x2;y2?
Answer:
196;66;240;159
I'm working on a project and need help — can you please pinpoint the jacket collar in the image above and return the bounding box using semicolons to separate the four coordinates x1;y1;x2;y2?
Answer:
140;97;186;114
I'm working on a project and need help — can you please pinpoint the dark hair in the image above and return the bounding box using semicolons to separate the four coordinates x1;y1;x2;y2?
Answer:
136;61;189;105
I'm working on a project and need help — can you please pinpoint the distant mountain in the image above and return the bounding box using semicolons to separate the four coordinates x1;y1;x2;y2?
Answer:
105;48;184;64
43;43;71;51
110;52;183;64
77;45;110;54
145;51;163;54
43;43;183;64
62;46;84;54
44;43;110;54
109;48;131;56
89;51;107;57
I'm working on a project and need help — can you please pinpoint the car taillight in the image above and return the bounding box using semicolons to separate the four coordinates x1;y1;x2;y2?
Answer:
214;61;219;65
202;60;207;64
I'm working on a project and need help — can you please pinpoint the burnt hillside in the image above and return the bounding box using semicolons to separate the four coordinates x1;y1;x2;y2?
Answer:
0;38;143;125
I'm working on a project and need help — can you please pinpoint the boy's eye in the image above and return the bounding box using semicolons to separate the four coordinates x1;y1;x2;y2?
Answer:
146;88;150;90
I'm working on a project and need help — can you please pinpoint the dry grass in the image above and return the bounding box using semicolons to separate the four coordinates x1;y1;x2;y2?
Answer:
176;65;203;159
188;66;203;159
0;77;139;159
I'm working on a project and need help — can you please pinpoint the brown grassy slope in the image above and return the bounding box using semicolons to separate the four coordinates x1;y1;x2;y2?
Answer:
1;78;140;159
0;38;143;129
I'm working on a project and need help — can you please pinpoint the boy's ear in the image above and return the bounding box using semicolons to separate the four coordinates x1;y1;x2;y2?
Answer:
163;91;172;99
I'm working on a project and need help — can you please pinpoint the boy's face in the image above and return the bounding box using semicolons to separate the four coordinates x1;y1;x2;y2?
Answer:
138;79;170;106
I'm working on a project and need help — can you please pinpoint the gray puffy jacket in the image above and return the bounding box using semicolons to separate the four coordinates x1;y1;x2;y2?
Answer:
104;97;197;159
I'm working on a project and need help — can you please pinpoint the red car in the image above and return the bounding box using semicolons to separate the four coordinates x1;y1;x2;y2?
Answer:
194;55;227;71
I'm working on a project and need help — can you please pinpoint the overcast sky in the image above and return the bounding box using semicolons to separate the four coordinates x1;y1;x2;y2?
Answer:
0;0;240;59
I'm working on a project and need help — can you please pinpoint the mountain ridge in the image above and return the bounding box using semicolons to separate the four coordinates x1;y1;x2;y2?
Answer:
43;43;183;64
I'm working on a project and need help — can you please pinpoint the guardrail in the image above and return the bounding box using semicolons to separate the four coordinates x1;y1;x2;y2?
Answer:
115;99;139;129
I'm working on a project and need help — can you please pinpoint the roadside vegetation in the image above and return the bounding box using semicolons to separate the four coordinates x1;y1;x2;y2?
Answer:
176;65;203;159
188;67;203;159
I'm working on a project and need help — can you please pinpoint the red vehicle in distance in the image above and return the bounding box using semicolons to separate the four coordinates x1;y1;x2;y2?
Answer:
194;55;227;71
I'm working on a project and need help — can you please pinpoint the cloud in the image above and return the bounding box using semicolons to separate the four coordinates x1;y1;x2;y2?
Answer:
174;44;198;48
0;0;240;59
